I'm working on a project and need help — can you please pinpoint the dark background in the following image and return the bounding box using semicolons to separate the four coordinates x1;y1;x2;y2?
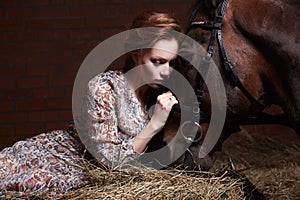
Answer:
0;0;296;149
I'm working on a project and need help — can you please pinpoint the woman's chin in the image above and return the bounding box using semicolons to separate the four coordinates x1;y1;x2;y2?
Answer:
147;83;162;89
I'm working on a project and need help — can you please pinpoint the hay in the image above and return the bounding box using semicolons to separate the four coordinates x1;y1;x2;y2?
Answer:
48;163;246;200
214;129;300;200
3;129;299;200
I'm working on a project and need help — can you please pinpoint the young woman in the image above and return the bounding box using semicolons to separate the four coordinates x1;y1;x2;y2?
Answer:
83;11;183;169
0;10;183;196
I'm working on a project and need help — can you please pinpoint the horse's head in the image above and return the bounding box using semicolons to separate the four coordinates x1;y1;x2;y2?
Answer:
172;0;241;170
170;0;300;170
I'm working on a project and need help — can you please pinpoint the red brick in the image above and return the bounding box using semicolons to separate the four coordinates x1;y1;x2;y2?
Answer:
47;98;72;110
86;16;131;29
69;6;99;17
98;5;129;17
0;8;6;18
0;101;15;112
6;31;37;42
100;28;124;40
0;66;26;76
64;86;73;97
20;0;49;6
70;30;100;40
15;123;46;136
29;111;59;122
16;99;47;111
24;42;56;53
1;0;18;6
7;8;37;19
0;55;9;65
0;125;14;135
0;134;19;151
59;64;79;75
0;19;23;31
49;75;75;87
78;0;95;4
51;41;74;53
34;88;65;98
38;7;69;18
0;43;24;54
25;19;55;30
27;65;57;76
59;110;73;121
0;78;17;89
56;18;85;29
44;52;72;64
0;112;28;123
12;53;45;65
49;0;64;5
46;121;69;131
17;77;48;88
69;40;98;53
2;89;33;100
0;32;6;40
65;0;79;5
71;49;94;63
37;30;69;41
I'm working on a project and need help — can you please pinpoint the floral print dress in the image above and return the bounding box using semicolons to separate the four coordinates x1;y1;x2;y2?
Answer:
0;70;150;196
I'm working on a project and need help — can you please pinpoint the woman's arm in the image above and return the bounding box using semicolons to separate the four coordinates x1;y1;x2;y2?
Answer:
133;91;178;153
86;75;177;167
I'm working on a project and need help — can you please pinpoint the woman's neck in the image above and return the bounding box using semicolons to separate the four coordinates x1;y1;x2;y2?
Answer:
135;85;150;109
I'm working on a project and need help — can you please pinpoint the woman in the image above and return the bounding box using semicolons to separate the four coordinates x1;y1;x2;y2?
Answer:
0;10;183;196
82;11;183;169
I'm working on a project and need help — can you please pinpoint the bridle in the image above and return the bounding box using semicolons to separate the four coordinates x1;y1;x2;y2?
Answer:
175;0;297;164
185;0;269;121
182;0;298;129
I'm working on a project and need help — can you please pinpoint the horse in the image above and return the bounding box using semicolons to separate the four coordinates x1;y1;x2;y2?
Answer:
168;0;300;170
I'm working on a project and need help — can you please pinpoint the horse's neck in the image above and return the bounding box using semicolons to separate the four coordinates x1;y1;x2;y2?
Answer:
232;0;299;67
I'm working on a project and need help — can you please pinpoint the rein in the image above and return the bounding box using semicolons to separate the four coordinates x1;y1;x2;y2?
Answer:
186;0;267;117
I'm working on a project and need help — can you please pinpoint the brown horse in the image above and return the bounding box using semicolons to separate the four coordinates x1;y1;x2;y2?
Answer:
170;0;300;170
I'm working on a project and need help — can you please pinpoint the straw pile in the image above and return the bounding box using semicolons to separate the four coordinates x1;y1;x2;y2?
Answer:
213;129;300;200
3;129;299;200
48;165;247;200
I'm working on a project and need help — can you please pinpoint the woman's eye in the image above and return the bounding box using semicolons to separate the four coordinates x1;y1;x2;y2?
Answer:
151;59;161;66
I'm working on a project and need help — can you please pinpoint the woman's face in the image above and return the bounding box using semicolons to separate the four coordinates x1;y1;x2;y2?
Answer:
135;38;179;88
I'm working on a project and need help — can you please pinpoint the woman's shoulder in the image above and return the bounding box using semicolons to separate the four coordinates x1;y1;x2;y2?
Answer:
88;70;126;93
89;70;124;83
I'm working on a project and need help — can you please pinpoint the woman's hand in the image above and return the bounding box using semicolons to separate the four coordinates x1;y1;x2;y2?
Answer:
133;91;178;154
150;91;178;130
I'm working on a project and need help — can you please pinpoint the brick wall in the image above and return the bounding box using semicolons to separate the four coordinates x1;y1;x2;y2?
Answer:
0;0;191;149
0;0;298;150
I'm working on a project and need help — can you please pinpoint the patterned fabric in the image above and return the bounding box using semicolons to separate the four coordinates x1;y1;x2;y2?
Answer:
0;70;150;196
84;70;150;168
0;130;89;196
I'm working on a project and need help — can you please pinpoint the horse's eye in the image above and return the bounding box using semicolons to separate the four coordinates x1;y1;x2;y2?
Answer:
187;64;193;70
169;59;177;68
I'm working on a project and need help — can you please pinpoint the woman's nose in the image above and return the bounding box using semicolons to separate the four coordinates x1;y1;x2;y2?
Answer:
160;63;172;78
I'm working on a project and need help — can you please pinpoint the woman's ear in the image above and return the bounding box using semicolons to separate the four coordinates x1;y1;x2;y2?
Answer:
131;52;139;64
